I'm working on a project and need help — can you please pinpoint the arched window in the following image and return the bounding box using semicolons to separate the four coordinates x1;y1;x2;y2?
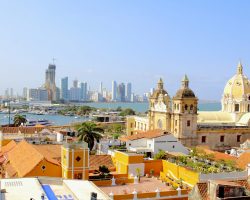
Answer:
185;104;188;111
235;104;239;112
190;105;193;110
157;119;163;129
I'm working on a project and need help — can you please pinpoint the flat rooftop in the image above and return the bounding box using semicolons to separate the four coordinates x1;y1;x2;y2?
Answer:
99;177;172;195
0;177;109;200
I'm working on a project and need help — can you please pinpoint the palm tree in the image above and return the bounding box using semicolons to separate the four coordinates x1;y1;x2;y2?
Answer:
76;122;103;151
13;114;27;127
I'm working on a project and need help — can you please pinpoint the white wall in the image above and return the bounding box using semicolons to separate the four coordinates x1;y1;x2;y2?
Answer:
153;135;189;155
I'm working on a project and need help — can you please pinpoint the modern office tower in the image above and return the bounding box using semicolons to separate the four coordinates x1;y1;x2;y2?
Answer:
117;83;126;102
131;93;135;102
80;82;88;101
73;79;78;88
23;87;28;100
44;64;57;101
10;88;14;98
111;81;117;101
99;82;103;95
126;83;132;102
28;88;48;101
61;77;69;100
150;88;155;95
69;87;81;101
4;89;9;99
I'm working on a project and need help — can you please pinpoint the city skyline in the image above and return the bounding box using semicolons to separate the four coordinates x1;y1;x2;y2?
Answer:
1;1;250;100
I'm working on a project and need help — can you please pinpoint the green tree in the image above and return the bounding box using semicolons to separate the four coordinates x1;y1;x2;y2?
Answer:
154;149;167;160
119;108;136;116
99;165;110;178
13;114;27;127
76;122;104;151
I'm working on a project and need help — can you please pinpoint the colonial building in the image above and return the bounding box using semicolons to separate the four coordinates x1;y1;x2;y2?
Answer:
127;62;250;150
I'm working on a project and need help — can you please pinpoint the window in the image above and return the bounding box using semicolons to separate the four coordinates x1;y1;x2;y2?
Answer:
201;136;206;143
130;123;133;128
185;104;188;111
190;105;193;110
174;104;176;110
134;122;136;128
248;105;250;112
235;104;239;112
172;145;175;149
237;135;241;142
187;120;191;127
220;136;224;142
74;173;82;179
144;124;146;131
76;156;81;162
175;120;177;126
131;131;133;135
157;119;163;129
177;104;179;110
41;165;46;171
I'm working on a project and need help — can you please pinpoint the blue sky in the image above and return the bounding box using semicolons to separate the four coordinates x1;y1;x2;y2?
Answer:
0;0;250;100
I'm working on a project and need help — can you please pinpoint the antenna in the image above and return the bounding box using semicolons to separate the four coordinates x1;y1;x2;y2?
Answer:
52;57;56;65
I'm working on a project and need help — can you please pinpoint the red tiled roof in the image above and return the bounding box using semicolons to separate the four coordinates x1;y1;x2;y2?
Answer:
6;141;61;177
237;152;250;170
120;129;168;142
89;155;115;171
197;183;209;200
197;147;237;162
0;127;48;134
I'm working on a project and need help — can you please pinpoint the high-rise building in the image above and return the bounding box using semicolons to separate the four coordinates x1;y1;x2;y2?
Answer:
126;83;132;102
112;81;117;101
28;88;48;101
73;79;78;88
69;80;81;101
23;87;28;100
99;82;103;95
117;83;126;102
61;77;69;100
80;82;88;101
45;64;57;101
10;88;14;99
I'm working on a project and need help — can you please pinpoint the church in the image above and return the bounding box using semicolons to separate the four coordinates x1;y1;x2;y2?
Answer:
126;62;250;151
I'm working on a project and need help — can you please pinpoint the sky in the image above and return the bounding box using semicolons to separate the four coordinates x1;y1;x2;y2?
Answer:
0;0;250;100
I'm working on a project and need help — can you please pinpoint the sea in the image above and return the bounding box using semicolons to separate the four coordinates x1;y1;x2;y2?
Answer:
0;102;221;126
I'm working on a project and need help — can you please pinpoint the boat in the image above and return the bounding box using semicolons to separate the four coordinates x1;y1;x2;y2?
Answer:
26;119;52;126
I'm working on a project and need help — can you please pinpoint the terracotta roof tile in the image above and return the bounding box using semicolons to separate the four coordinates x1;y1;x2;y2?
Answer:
197;183;209;200
120;129;168;142
197;147;237;162
89;155;115;171
0;127;52;134
237;152;250;170
7;141;61;177
0;140;16;155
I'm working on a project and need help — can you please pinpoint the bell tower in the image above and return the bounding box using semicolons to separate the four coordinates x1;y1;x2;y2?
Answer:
61;142;89;180
148;78;171;132
171;75;198;147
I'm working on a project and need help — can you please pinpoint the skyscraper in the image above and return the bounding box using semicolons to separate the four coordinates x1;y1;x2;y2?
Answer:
80;82;88;101
117;83;126;102
126;82;132;102
45;64;57;101
112;81;117;101
61;77;69;100
99;82;103;95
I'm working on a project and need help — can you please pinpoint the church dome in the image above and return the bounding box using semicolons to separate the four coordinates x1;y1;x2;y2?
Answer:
151;78;168;98
223;62;250;99
174;75;196;99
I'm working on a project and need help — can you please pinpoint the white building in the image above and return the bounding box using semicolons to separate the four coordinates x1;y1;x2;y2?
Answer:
120;130;189;157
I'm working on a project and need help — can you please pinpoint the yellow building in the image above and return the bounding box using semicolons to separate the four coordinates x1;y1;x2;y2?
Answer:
61;142;89;180
127;62;250;150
